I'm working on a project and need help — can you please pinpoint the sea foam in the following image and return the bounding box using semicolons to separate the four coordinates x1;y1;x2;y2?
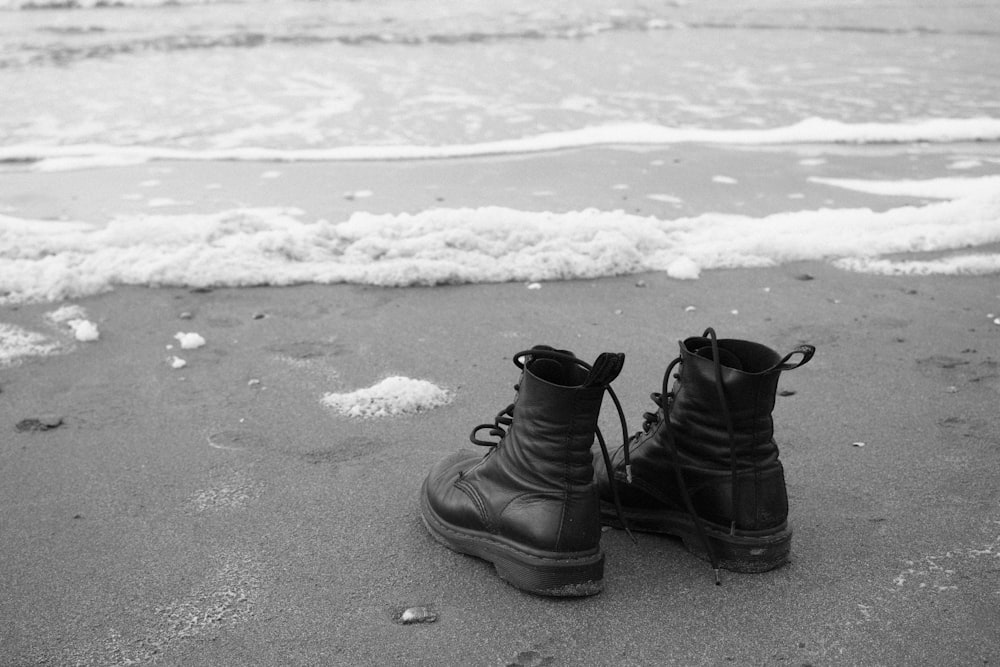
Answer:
0;323;62;366
1;176;997;304
3;118;1000;172
322;376;452;418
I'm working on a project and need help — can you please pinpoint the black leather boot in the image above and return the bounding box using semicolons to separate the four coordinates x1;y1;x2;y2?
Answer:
596;328;814;576
420;346;626;596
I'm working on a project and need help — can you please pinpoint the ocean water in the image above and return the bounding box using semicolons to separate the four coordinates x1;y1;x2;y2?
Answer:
1;0;999;309
3;0;1000;157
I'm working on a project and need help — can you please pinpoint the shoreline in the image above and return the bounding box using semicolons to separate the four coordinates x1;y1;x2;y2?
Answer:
5;142;1000;224
1;143;998;309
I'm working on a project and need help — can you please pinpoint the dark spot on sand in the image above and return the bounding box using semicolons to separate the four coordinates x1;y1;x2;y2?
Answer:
918;355;970;369
296;437;380;465
507;650;555;667
265;340;349;359
795;273;814;281
16;415;64;432
779;389;796;397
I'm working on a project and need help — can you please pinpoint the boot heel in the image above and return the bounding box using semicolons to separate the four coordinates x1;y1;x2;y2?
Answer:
681;527;791;574
421;489;605;596
492;552;604;597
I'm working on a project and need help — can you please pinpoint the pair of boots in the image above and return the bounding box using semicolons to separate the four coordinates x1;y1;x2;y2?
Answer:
419;329;815;596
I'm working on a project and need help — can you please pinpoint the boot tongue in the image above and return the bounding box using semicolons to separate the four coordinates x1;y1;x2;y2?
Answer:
694;345;743;371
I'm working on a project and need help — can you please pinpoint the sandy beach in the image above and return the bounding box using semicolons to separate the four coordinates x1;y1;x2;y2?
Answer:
2;144;999;665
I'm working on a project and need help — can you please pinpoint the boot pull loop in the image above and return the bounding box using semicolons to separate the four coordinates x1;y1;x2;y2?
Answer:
585;352;636;544
583;351;625;388
774;344;816;371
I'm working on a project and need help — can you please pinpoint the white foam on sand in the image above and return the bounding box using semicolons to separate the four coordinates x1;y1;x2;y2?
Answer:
321;376;452;418
1;175;998;304
811;175;1000;200
46;304;100;341
174;332;206;349
67;319;99;341
4;118;1000;171
0;323;62;366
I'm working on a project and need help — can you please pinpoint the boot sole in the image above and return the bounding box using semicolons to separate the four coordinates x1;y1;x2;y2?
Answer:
420;484;604;597
600;503;790;573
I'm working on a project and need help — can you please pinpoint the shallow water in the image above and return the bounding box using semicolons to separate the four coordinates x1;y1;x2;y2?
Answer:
0;0;998;304
2;0;999;155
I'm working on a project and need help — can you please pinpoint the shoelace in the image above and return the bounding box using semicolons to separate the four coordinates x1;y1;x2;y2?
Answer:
620;329;732;585
469;347;636;543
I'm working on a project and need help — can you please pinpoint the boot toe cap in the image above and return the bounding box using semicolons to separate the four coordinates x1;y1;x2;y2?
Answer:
421;450;486;532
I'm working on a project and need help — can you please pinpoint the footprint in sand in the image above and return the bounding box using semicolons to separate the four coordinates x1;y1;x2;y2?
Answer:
207;429;269;452
916;352;999;393
188;470;262;512
506;648;557;667
208;428;383;467
265;339;347;384
892;521;1000;595
88;554;265;665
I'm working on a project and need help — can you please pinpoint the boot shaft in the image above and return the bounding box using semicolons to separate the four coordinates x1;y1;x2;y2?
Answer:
502;352;608;485
671;335;789;466
464;347;625;552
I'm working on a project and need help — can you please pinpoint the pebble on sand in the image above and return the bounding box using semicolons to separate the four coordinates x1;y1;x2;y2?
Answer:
398;606;437;625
